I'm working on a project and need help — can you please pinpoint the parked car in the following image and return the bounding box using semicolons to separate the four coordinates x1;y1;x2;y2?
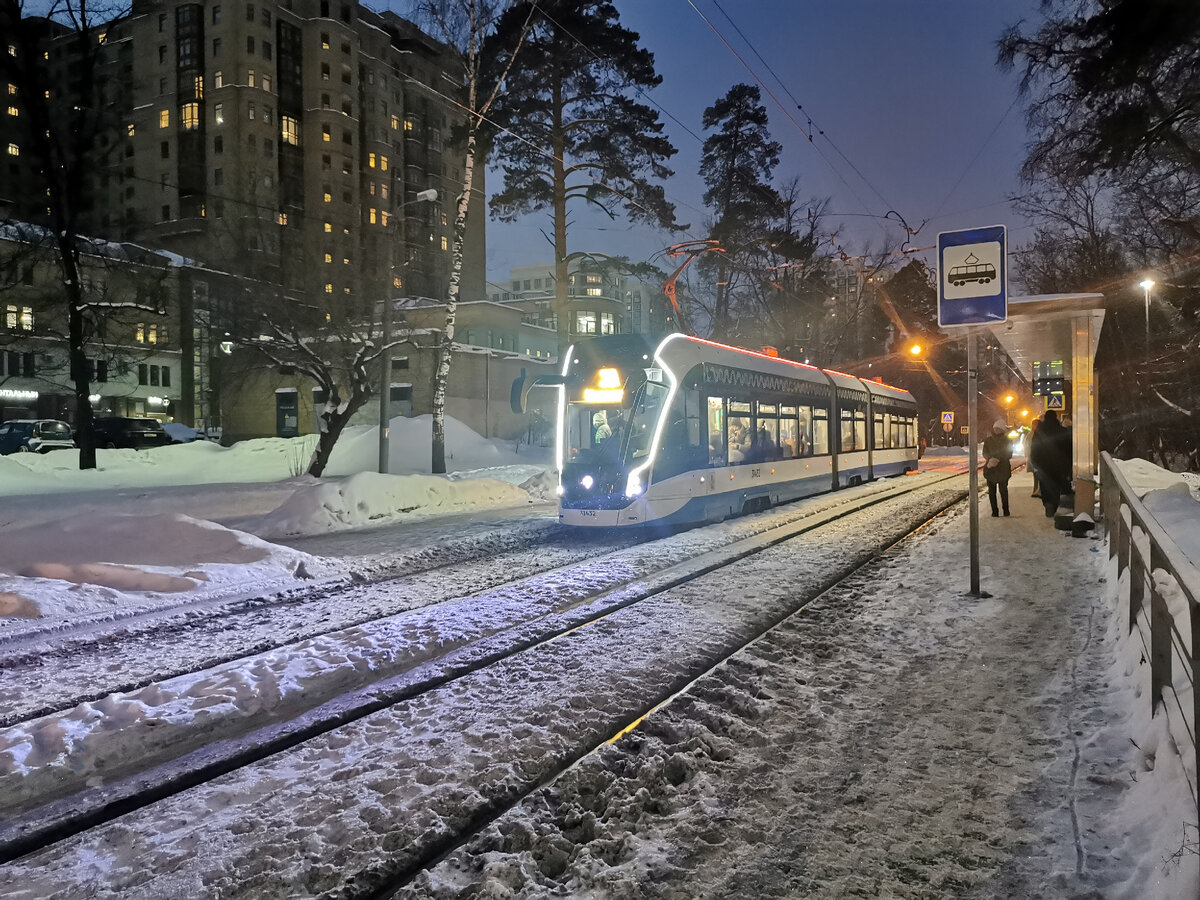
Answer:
89;416;173;449
0;419;76;455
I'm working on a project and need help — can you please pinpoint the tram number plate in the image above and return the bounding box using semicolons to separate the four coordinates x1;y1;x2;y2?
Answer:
750;468;762;479
580;509;597;517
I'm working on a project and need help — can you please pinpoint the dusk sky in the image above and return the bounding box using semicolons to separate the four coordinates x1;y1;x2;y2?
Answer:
410;0;1048;283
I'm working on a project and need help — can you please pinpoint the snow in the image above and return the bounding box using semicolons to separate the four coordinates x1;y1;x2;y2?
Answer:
0;438;1197;898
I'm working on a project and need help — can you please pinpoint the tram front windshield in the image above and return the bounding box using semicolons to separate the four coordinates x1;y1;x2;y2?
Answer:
565;382;669;467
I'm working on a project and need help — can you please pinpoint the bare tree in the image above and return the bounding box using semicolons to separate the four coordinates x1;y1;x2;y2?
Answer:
0;0;131;468
413;0;533;474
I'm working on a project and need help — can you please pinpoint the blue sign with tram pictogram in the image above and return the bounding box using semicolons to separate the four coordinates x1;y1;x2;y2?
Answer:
937;225;1007;327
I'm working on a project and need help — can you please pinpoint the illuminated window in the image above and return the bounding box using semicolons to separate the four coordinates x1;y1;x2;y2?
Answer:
323;188;332;203
281;115;298;145
136;322;145;342
321;32;330;50
214;70;223;88
324;283;333;294
585;287;601;297
393;276;402;288
194;75;204;98
380;210;389;226
368;152;376;168
324;253;332;263
127;123;135;137
381;183;389;200
323;221;332;233
322;124;330;142
277;212;288;225
343;256;350;265
159;109;170;128
441;236;448;251
380;155;388;171
403;117;414;132
6;83;15;95
369;208;377;224
247;69;255;88
390;114;399;130
214;102;224;124
6;143;18;157
181;102;200;130
6;106;15;117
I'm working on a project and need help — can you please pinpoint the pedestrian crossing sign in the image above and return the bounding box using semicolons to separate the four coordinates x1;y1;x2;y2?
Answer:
941;411;954;424
1046;395;1064;410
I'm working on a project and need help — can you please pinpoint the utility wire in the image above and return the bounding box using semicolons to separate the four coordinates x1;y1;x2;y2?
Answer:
709;0;898;219
927;93;1022;225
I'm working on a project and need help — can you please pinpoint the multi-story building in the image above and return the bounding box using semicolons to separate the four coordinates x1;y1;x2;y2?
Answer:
487;260;676;353
2;1;489;435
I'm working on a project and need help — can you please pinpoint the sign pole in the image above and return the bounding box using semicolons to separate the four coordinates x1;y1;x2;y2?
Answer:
967;329;980;595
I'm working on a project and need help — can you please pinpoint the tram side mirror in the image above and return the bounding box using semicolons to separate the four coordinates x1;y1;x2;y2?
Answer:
510;369;569;414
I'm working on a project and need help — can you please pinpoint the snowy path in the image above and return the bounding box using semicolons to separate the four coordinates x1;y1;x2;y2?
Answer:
0;482;964;897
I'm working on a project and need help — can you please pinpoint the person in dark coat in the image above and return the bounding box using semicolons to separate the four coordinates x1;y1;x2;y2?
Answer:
982;419;1012;517
1030;410;1072;518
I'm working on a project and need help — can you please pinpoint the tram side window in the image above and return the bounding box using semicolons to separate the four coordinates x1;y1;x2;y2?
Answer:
706;396;725;465
812;407;830;455
755;401;779;461
728;400;752;463
653;388;705;481
840;409;855;451
874;413;886;449
778;405;799;458
840;405;867;451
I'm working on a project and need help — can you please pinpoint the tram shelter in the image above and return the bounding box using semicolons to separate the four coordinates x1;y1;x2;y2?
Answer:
988;293;1106;517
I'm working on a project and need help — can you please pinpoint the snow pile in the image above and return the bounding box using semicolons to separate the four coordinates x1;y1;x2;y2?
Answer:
0;513;329;622
245;471;534;539
1112;456;1196;499
1113;457;1200;569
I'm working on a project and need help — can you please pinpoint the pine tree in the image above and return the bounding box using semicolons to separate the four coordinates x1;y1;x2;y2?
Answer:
697;84;781;340
484;0;680;352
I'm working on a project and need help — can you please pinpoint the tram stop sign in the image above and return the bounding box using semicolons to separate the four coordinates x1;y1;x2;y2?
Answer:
937;225;1008;328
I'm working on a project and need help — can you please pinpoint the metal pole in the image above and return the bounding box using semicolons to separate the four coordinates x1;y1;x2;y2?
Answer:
1144;284;1150;349
377;289;392;474
967;330;980;595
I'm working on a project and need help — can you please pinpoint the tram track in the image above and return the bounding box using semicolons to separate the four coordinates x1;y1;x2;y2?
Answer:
0;473;964;876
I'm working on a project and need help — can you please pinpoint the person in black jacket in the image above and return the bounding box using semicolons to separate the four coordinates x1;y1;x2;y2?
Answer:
982;419;1012;517
1030;410;1072;518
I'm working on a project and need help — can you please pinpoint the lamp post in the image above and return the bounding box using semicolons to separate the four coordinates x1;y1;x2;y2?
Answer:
1139;278;1155;349
378;188;438;474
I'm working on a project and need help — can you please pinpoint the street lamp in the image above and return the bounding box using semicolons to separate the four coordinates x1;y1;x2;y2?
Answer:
1139;278;1155;348
379;188;439;474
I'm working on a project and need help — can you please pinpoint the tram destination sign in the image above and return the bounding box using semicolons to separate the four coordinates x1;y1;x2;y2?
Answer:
937;225;1007;328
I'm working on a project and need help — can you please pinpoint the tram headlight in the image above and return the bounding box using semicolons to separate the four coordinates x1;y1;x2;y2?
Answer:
555;484;565;496
580;474;594;490
625;473;643;498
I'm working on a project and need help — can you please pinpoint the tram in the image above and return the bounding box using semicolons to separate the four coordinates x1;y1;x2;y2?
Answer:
531;332;919;527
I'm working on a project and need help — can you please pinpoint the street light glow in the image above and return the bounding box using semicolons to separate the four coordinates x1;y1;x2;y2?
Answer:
909;343;922;356
1139;278;1155;291
1004;394;1014;404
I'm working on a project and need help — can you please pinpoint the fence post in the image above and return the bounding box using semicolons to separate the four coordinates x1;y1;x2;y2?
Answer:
1129;529;1146;636
1148;545;1171;715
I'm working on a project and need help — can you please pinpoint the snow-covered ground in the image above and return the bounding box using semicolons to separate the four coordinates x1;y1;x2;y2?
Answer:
0;415;552;622
0;423;1197;898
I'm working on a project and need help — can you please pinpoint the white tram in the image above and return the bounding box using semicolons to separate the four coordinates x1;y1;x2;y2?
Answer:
542;333;919;527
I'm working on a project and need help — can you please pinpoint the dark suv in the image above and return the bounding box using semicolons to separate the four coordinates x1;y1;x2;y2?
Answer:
0;419;75;454
90;416;173;449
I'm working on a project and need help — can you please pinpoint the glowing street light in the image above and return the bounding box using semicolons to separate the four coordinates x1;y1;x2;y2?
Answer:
1139;278;1155;347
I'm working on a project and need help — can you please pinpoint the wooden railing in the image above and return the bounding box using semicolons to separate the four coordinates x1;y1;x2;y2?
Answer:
1100;452;1200;831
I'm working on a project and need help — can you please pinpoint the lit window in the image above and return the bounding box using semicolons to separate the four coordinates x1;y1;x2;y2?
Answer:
369;208;377;224
380;155;388;171
391;114;399;130
214;102;224;124
323;221;332;233
136;322;146;342
281;115;298;145
194;75;204;98
277;212;288;225
248;69;255;88
380;210;389;226
368;153;376;168
321;33;330;50
6;83;15;95
441;236;448;251
322;124;330;142
214;70;223;88
323;189;332;203
181;102;200;130
324;253;332;263
393;276;402;288
127;123;135;137
586;287;602;296
20;306;33;330
6;143;18;157
403;117;414;131
381;184;389;200
159;109;170;128
324;283;333;294
6;106;15;117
